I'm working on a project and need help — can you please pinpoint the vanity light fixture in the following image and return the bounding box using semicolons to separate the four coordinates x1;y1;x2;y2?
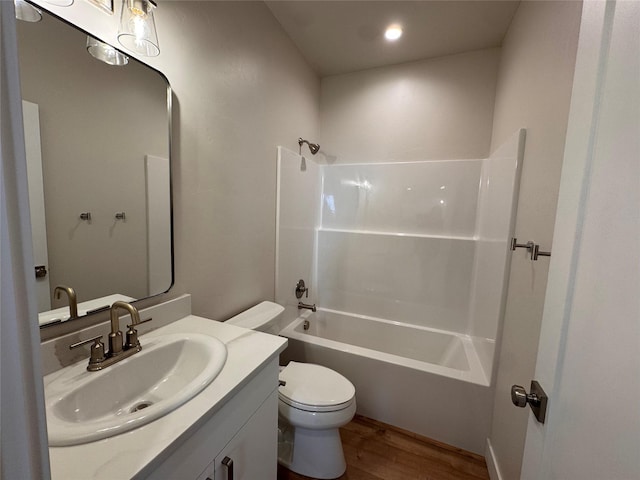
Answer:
14;0;42;22
384;24;403;41
87;36;129;66
117;0;160;57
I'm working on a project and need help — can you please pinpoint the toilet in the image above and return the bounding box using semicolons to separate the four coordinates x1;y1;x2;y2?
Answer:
226;301;356;479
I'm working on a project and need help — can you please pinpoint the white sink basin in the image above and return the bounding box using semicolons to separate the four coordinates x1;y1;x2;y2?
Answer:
45;333;227;446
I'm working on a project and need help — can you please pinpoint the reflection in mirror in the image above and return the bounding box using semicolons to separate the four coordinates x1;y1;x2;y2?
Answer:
17;8;172;328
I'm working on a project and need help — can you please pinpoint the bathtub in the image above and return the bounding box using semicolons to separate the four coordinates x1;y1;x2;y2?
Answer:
279;308;495;454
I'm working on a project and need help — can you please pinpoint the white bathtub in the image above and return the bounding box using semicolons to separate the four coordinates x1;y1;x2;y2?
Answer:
279;308;495;454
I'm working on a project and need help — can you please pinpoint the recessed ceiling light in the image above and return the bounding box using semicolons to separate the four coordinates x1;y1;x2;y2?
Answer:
385;25;403;41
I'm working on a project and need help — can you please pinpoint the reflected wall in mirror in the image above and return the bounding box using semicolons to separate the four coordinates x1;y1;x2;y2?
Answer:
17;9;172;328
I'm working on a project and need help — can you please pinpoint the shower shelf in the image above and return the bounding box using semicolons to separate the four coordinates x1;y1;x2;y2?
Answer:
317;227;477;242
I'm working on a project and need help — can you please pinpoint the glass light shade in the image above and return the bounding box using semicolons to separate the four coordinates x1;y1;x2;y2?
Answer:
15;0;42;22
86;37;129;66
117;0;160;57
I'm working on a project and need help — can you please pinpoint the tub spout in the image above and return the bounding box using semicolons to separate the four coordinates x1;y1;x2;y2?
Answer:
298;302;316;312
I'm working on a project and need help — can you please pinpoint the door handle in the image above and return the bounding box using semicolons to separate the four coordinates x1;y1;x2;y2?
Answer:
222;456;234;480
511;380;548;423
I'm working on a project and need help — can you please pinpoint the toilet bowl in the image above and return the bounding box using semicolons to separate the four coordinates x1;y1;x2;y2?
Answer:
278;361;356;479
226;302;356;479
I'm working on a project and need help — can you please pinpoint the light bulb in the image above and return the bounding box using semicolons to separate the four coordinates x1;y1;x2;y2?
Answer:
385;25;403;41
117;0;160;57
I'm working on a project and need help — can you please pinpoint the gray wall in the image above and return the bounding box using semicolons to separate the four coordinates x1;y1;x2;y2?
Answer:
152;2;320;320
319;48;500;163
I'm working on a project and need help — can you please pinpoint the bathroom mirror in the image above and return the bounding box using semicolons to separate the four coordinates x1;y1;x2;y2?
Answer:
16;8;173;328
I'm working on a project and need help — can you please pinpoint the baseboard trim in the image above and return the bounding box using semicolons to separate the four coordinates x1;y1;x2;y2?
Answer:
485;438;504;480
355;415;485;462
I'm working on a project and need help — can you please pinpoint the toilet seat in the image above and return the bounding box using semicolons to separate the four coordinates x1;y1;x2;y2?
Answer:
279;395;355;413
279;362;355;413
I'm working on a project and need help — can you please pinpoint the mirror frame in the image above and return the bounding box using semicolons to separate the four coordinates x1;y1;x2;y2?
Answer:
21;2;175;330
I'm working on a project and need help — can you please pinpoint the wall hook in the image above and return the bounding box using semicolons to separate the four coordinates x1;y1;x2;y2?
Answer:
531;244;551;260
79;212;92;221
511;237;534;252
511;238;551;261
115;212;126;220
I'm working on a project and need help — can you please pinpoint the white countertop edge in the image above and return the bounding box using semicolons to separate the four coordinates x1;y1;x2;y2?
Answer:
47;315;287;480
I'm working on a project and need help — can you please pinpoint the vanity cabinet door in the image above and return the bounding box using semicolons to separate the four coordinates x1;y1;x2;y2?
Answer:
197;391;277;480
214;391;277;480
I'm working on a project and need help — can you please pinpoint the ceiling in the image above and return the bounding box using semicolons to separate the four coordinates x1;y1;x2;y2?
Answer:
265;1;520;76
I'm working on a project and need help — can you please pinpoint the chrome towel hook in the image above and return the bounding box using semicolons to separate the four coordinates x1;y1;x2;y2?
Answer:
531;244;551;260
511;238;551;261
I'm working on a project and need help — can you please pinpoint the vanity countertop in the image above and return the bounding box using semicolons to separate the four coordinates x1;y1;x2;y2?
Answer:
46;315;287;479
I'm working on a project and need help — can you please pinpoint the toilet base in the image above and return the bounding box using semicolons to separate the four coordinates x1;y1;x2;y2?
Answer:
278;421;346;479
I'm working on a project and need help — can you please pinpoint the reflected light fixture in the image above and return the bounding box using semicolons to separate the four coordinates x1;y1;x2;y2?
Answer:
14;0;42;22
384;24;403;41
117;0;160;57
87;36;129;66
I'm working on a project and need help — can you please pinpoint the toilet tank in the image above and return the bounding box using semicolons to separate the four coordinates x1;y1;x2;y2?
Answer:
225;301;285;335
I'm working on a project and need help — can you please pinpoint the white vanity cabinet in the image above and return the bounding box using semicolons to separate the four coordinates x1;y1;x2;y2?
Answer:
198;393;278;480
144;357;280;480
46;312;288;480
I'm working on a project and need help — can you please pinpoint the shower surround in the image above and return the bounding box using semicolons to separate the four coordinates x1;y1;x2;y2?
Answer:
275;130;524;453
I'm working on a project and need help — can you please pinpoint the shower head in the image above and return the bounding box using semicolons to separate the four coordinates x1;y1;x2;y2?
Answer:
298;137;320;155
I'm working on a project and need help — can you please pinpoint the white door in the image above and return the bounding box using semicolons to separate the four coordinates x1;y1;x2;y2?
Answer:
23;100;51;312
520;1;640;478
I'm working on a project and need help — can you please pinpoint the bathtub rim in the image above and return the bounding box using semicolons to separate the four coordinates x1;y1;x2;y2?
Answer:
280;308;492;387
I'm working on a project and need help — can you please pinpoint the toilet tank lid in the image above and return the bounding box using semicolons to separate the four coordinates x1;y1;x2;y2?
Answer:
225;301;284;330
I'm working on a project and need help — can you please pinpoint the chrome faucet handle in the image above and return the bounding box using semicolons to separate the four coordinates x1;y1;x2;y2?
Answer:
70;335;106;367
69;335;103;349
125;317;153;350
126;317;153;329
295;279;309;299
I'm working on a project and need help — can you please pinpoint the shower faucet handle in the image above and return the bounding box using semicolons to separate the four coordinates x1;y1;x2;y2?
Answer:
295;279;309;299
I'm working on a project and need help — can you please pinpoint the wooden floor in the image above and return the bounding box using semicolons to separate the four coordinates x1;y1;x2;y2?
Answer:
277;415;490;480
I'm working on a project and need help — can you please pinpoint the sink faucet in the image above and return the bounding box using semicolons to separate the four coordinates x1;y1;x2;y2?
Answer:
108;301;142;356
69;301;152;372
298;301;316;312
54;285;78;319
